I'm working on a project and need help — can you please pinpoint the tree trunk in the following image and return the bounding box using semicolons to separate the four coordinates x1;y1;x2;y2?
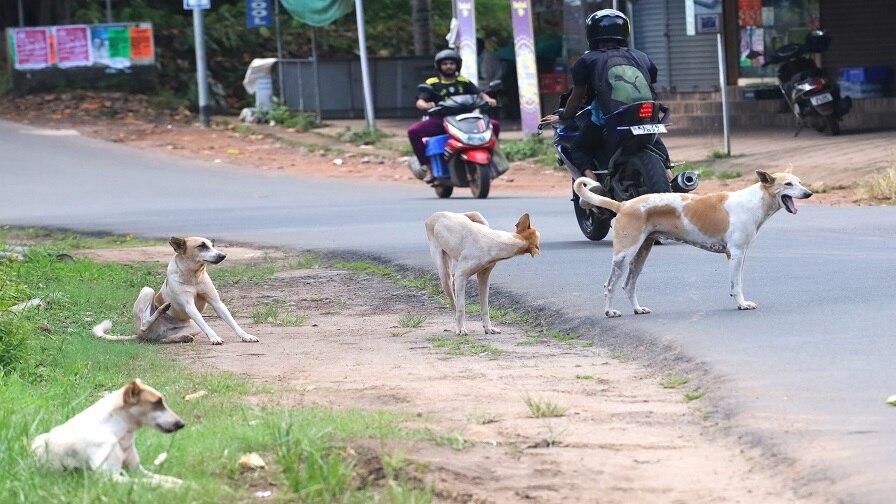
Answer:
410;0;432;56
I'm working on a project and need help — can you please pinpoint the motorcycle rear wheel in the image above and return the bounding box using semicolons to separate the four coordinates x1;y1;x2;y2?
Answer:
572;191;612;241
467;162;491;199
619;151;671;199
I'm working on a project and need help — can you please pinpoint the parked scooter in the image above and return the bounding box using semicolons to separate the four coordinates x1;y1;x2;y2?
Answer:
407;82;508;199
539;98;698;241
762;29;851;136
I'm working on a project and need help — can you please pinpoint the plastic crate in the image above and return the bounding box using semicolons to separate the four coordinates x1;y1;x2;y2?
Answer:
840;66;890;84
839;80;883;99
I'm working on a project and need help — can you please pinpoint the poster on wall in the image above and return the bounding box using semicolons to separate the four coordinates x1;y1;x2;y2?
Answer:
11;27;52;69
738;0;762;27
455;0;478;85
6;22;154;72
54;25;92;68
739;27;764;67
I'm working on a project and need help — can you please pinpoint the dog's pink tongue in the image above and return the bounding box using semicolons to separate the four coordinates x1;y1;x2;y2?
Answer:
784;196;797;214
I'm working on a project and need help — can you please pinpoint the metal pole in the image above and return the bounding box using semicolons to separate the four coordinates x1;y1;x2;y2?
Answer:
274;0;285;103
717;32;730;155
311;28;321;120
17;0;24;26
106;0;112;23
193;8;210;127
354;0;376;130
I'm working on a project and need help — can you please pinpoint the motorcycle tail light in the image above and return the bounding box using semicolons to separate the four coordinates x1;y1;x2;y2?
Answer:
638;102;654;119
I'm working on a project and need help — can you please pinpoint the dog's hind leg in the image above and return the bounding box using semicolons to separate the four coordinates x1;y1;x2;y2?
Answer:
431;246;455;308
476;265;499;334
604;249;635;318
451;270;473;335
623;239;655;315
728;249;757;310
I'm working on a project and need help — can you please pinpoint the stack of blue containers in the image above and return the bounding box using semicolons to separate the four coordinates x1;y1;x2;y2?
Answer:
839;66;891;99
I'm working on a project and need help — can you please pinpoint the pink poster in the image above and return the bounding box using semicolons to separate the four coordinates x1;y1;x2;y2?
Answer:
54;25;92;68
12;28;52;70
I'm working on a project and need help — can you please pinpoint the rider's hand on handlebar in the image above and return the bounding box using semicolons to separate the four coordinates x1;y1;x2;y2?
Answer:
539;112;563;125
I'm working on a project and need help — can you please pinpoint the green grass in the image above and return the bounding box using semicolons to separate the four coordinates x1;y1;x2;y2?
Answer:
676;164;742;180
663;376;689;389
522;394;566;418
0;238;437;503
0;226;164;249
398;314;427;328
684;391;706;402
251;301;307;327
500;135;555;165
428;335;502;357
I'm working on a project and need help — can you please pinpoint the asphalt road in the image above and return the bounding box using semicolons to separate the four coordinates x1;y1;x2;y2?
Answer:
2;119;895;502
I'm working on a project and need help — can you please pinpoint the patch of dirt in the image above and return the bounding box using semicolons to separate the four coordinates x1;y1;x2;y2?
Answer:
76;245;823;503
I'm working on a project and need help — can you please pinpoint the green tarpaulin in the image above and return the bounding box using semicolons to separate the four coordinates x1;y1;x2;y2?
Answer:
279;0;353;27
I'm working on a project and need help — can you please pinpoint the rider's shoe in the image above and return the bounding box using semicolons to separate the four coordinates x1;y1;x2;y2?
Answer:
422;165;434;183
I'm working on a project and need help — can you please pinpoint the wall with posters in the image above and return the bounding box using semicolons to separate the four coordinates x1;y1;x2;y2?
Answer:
5;22;156;94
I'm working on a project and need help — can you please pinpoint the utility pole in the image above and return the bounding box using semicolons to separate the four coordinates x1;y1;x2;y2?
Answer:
191;6;210;127
354;0;375;130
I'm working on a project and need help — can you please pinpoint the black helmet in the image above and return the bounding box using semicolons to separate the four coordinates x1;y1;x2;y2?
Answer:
586;9;630;48
804;29;831;53
434;49;462;73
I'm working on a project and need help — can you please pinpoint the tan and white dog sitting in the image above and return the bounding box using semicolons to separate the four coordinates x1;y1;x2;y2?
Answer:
31;379;185;487
573;170;812;317
93;236;258;345
425;211;540;335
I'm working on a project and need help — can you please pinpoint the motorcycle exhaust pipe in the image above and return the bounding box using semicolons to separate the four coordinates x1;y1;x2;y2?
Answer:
671;171;699;193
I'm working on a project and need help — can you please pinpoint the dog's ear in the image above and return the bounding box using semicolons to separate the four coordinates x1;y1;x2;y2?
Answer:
169;237;187;254
124;379;144;405
515;213;531;232
756;171;774;185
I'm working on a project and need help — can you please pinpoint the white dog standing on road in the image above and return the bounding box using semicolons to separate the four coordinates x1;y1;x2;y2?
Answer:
573;170;812;316
93;236;258;345
425;211;540;335
31;379;185;487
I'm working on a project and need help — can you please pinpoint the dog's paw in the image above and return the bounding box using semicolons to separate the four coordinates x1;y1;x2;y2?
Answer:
633;307;651;315
456;327;469;336
156;302;172;315
240;334;259;343
737;301;757;310
209;335;224;345
484;326;501;334
605;309;623;318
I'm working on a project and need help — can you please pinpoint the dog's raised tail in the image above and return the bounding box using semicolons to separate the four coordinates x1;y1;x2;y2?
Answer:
573;177;622;213
92;320;138;341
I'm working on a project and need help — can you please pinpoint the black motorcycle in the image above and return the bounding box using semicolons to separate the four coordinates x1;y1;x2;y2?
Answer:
762;29;852;136
540;100;698;241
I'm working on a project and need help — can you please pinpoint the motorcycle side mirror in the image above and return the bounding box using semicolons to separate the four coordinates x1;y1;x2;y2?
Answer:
486;80;503;93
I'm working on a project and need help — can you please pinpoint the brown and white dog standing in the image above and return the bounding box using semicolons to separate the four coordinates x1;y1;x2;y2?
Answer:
93;236;258;345
573;170;812;317
425;211;540;335
31;379;185;487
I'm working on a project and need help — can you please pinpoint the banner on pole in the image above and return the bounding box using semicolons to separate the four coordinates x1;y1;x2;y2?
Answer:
455;0;477;84
511;0;540;134
247;0;273;29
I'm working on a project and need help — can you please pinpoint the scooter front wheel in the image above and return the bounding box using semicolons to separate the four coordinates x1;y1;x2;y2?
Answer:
467;162;491;199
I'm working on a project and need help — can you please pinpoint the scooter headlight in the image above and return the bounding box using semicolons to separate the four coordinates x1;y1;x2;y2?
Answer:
445;123;492;146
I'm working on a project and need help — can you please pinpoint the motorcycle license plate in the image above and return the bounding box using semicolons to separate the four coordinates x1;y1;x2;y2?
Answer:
630;124;667;135
810;92;833;106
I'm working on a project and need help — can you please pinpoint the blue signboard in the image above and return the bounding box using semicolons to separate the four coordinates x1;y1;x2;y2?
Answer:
247;0;273;29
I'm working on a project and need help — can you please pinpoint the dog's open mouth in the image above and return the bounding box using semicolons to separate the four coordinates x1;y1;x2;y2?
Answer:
782;195;797;214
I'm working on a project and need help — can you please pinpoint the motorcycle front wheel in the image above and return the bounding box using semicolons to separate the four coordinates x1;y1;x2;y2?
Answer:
572;191;612;241
467;161;491;199
434;184;454;198
824;114;841;136
619;150;672;198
